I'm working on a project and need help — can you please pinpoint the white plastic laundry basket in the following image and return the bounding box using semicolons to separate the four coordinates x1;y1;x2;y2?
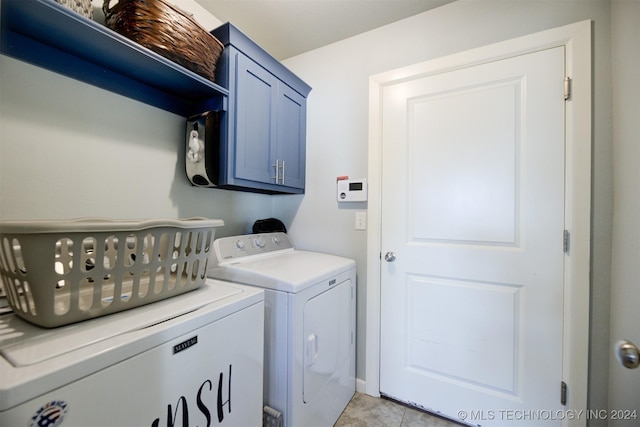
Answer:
0;218;223;327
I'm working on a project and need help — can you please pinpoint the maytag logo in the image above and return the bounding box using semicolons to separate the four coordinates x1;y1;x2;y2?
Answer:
329;279;336;286
173;336;198;354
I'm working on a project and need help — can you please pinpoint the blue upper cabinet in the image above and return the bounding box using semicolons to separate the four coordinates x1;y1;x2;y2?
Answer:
212;23;311;194
0;0;228;116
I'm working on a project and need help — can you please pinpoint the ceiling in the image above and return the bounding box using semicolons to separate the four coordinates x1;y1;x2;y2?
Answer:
194;0;455;60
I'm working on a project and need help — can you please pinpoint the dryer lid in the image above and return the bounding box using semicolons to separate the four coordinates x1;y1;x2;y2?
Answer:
208;250;355;293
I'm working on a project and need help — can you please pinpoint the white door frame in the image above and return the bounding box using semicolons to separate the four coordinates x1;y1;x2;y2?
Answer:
366;21;592;425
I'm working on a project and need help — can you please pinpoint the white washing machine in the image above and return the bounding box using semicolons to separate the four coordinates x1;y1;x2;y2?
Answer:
0;279;265;427
207;232;356;427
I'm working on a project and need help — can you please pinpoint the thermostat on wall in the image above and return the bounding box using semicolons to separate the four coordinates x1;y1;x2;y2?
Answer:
337;177;368;202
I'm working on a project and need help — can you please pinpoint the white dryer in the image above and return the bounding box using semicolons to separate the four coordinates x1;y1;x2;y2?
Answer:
207;232;356;427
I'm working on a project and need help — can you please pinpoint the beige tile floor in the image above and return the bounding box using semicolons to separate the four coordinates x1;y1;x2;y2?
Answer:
335;393;463;427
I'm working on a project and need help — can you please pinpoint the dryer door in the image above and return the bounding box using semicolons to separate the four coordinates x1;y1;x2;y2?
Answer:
303;278;353;403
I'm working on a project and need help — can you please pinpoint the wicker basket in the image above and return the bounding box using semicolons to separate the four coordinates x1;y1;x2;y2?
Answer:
103;0;223;82
56;0;93;19
0;217;223;328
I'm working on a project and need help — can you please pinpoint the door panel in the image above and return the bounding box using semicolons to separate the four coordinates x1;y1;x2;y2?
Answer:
235;53;277;184
380;47;565;425
277;84;306;190
407;276;521;394
410;80;519;245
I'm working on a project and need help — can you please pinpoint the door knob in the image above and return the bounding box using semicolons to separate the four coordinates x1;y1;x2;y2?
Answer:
384;252;396;262
615;340;640;369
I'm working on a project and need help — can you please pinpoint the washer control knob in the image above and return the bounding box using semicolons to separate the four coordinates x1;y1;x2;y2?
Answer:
235;240;245;250
254;235;266;248
272;235;280;245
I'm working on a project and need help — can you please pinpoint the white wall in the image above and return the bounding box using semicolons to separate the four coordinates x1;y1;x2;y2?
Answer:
280;0;615;416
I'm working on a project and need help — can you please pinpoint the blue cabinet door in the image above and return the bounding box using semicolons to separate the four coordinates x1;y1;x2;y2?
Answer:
276;84;306;190
234;53;279;185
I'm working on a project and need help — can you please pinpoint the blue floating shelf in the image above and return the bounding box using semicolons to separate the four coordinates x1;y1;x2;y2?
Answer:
0;0;228;116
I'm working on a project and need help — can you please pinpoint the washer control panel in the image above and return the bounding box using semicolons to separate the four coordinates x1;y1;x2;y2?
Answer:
213;232;293;263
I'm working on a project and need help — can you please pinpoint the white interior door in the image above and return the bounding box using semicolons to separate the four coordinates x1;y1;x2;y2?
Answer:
379;46;566;425
608;1;640;422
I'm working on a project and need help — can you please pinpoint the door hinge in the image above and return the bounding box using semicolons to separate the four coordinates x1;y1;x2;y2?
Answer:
564;77;571;101
561;381;567;405
563;230;570;254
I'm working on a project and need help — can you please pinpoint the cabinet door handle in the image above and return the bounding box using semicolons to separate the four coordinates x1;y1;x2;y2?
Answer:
273;159;280;184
